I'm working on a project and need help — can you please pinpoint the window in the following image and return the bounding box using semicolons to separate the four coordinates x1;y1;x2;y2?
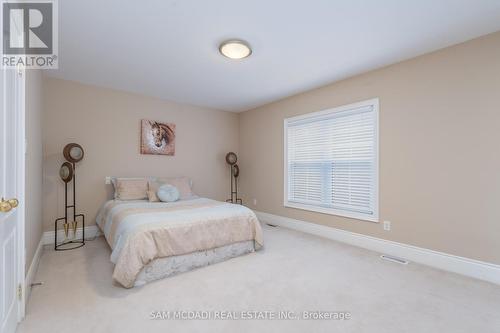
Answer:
284;99;379;222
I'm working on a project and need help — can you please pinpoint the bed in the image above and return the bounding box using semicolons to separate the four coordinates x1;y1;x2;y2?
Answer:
96;197;263;288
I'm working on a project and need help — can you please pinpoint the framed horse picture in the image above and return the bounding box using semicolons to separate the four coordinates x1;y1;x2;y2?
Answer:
140;119;176;155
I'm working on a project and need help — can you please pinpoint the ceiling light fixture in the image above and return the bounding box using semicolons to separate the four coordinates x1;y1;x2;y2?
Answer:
219;40;252;59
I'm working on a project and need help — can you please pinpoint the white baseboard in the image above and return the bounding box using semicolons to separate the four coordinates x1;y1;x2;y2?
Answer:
255;211;500;285
43;225;101;245
25;237;44;303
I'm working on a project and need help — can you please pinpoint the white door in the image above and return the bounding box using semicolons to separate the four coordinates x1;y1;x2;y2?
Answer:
0;65;25;333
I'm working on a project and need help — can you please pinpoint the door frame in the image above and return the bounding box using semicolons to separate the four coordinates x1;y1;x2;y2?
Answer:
15;65;26;321
2;2;26;325
3;65;27;321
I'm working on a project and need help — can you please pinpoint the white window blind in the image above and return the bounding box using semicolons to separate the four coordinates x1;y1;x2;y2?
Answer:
285;99;378;222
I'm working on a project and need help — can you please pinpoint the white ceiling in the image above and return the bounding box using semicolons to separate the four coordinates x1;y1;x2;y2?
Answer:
47;0;500;112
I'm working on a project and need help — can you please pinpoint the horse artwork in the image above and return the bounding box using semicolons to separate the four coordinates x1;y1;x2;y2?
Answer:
140;119;176;155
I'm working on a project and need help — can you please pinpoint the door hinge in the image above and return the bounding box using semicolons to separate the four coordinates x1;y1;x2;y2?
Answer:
17;284;23;300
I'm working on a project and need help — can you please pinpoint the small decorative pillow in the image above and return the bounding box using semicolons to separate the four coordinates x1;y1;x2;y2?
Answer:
115;179;148;200
157;184;180;202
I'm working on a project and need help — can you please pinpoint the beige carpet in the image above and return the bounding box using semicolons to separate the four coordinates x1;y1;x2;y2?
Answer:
18;225;500;333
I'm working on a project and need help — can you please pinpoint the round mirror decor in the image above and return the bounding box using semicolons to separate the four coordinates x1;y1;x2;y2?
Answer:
63;143;84;163
225;152;242;204
59;162;74;183
225;152;237;165
55;143;86;251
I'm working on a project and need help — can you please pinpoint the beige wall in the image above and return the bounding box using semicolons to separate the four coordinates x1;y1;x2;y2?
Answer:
25;70;43;272
239;32;500;264
42;78;239;231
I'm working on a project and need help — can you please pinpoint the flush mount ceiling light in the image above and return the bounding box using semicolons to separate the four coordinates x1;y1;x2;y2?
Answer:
219;40;252;59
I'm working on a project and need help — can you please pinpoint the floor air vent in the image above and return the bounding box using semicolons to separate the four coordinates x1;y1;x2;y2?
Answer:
380;255;409;265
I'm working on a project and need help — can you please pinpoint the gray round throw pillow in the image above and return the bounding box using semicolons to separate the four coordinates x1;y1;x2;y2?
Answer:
157;184;180;202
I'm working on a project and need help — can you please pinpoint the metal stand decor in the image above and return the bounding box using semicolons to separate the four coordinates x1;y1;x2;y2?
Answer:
225;152;242;204
54;143;85;251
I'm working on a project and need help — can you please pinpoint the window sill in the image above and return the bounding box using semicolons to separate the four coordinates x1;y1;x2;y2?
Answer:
284;202;379;223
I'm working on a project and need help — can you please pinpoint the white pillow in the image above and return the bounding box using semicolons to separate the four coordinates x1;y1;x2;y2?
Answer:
157;184;180;202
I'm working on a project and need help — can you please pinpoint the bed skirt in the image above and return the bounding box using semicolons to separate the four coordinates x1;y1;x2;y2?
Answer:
134;240;255;287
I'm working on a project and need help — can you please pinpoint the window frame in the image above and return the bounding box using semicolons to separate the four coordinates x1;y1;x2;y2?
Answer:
283;98;379;223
